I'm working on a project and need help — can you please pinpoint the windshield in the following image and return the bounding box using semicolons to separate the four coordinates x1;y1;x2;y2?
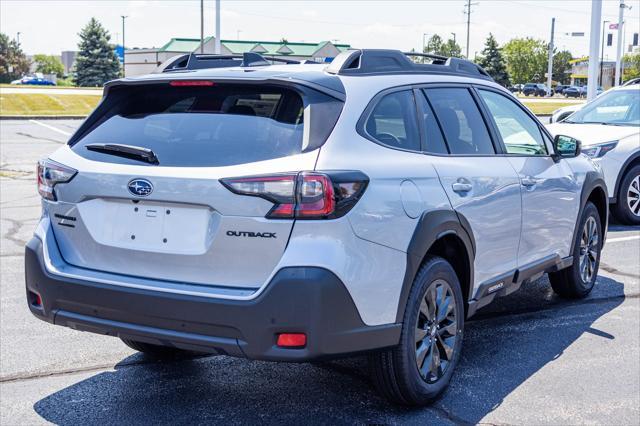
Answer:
566;89;640;126
71;83;340;167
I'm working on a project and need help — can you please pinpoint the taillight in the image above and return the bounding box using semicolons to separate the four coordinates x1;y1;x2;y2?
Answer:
221;171;368;219
37;159;77;201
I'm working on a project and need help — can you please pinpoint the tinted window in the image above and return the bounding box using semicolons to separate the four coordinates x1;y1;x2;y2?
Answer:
365;90;420;151
424;88;494;155
416;91;448;154
71;84;325;167
478;89;548;155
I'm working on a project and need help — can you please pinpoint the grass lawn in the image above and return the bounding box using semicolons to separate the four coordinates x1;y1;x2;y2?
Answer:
0;83;102;90
0;93;101;116
521;101;578;115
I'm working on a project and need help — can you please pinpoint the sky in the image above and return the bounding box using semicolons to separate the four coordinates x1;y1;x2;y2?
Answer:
1;0;639;61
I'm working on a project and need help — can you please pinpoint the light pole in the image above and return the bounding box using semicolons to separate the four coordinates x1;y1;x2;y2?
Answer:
587;0;602;100
614;0;632;86
422;33;429;53
121;16;127;77
464;0;479;59
546;17;555;97
214;0;221;54
599;20;609;86
16;32;21;45
200;0;204;53
451;32;456;43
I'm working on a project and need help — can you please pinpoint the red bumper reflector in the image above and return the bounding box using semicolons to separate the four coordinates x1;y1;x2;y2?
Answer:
277;333;307;348
169;80;215;87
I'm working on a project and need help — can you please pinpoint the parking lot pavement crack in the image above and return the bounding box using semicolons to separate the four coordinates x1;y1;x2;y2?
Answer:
0;356;208;384
15;131;65;144
429;404;476;425
2;217;30;247
600;262;640;279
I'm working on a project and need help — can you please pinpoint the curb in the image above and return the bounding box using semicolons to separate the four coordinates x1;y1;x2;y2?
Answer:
0;116;87;120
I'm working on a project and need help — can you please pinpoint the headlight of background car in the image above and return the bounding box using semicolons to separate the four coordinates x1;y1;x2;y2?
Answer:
582;141;618;158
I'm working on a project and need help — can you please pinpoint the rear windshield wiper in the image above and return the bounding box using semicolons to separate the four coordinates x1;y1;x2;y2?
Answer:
85;143;159;165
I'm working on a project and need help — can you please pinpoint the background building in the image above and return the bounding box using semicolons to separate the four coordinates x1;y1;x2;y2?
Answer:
124;37;350;77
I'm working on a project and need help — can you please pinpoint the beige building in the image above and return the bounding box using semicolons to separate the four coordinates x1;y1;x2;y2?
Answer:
124;37;350;77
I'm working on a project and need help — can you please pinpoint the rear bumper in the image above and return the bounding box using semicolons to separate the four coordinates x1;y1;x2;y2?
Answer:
25;236;400;361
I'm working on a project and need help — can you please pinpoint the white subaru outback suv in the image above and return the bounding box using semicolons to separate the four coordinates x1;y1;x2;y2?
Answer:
26;50;608;405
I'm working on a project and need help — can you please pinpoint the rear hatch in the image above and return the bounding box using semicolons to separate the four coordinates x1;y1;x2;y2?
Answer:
46;79;343;290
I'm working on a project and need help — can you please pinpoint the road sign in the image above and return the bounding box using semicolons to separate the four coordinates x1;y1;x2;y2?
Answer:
609;23;619;30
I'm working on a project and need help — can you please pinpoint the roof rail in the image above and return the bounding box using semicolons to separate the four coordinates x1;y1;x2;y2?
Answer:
158;52;302;73
325;49;492;80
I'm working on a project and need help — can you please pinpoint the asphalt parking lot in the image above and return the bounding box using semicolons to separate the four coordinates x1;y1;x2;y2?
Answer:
1;119;639;425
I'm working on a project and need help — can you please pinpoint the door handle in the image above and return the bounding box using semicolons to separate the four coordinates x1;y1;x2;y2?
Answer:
452;182;473;193
521;177;537;187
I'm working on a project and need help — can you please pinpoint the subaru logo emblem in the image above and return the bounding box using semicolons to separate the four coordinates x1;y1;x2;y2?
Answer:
128;179;153;197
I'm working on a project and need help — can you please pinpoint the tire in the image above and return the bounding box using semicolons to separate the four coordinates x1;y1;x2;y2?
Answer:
549;202;602;298
369;256;464;406
121;338;203;359
612;165;640;225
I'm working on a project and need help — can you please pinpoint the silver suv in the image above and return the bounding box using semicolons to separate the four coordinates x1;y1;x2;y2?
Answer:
26;50;608;405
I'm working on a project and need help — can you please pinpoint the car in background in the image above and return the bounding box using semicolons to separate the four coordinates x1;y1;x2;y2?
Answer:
563;86;582;98
548;84;640;224
522;83;548;96
551;104;583;123
622;77;640;86
579;85;603;98
508;83;524;93
10;75;56;86
553;84;571;95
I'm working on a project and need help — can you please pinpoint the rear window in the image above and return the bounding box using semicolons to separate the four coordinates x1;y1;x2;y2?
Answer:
71;83;339;167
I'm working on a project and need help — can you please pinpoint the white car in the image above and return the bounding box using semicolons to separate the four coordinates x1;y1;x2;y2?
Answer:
548;84;640;224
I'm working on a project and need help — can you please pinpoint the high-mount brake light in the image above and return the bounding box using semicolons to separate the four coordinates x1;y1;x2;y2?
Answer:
169;80;215;87
37;159;77;201
221;171;368;220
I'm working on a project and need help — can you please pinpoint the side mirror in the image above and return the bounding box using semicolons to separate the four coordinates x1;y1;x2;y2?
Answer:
553;135;581;158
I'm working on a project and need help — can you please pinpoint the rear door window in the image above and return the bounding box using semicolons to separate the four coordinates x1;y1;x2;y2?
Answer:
415;91;448;154
71;84;338;167
424;88;495;155
364;90;421;151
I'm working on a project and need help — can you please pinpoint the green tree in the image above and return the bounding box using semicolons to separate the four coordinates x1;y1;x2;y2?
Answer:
622;52;640;81
552;50;573;85
424;34;443;55
441;38;463;58
424;34;462;58
74;18;120;87
503;37;547;84
477;33;510;87
33;54;64;78
0;33;31;83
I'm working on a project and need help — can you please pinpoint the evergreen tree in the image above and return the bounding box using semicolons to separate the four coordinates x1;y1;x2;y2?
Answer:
0;33;31;83
74;18;120;87
478;33;510;87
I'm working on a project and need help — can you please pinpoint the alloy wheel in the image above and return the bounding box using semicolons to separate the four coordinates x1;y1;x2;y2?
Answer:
579;216;599;284
415;279;458;384
626;175;640;217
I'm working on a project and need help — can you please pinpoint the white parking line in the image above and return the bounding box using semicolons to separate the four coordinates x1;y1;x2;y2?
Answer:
607;235;640;244
28;120;71;137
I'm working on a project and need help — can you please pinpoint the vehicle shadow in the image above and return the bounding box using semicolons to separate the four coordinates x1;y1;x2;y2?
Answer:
33;275;625;425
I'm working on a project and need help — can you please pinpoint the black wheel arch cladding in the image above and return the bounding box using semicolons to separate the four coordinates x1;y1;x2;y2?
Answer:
396;209;475;323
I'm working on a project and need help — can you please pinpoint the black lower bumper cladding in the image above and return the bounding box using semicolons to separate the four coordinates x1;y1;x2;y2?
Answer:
25;237;400;361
